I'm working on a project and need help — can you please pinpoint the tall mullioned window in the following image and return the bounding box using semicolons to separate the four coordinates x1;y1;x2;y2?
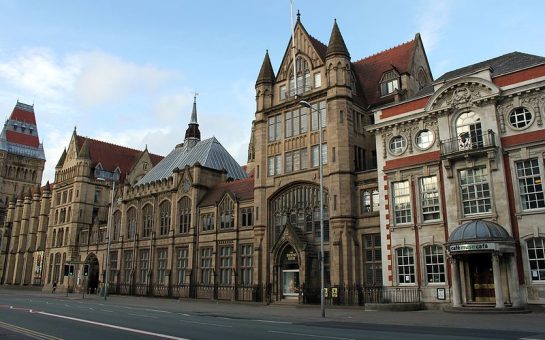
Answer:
285;108;307;138
393;181;411;224
310;101;327;131
459;168;491;215
268;155;282;176
200;247;213;284
201;213;214;232
123;250;133;283
361;189;379;213
364;234;382;286
396;247;415;284
419;176;440;221
113;211;121;240
142;204;153;238
219;246;233;285
127;208;136;240
241;207;253;227
176;247;189;285
527;237;545;282
159;201;171;236
424;245;445;283
219;198;234;229
268;115;282;142
516;159;545;210
311;144;327;167
178;197;191;234
156;248;168;284
285;148;308;173
139;249;150;284
240;244;253;285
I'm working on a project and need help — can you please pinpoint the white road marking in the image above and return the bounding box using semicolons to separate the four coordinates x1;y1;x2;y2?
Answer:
37;311;188;340
144;308;171;313
100;309;113;312
268;330;355;340
179;319;232;328
253;319;292;324
181;313;191;317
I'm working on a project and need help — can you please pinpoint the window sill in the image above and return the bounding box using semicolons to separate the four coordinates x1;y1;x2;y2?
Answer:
516;209;545;218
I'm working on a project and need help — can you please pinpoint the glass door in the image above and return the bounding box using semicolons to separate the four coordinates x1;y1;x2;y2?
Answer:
282;270;300;297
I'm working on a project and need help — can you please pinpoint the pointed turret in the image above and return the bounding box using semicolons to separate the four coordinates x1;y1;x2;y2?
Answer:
255;50;275;87
326;19;350;58
184;95;201;148
56;148;67;168
78;139;90;159
44;181;51;193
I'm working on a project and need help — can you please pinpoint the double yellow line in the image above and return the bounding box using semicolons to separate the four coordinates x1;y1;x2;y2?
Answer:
0;320;63;340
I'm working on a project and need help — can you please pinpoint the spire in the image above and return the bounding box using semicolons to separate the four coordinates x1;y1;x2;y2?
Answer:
296;10;300;22
44;181;51;193
326;19;350;58
78;138;90;159
190;94;198;124
255;50;275;86
56;148;67;168
184;94;201;146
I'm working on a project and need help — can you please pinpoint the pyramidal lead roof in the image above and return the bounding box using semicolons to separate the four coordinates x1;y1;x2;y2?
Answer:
0;101;45;160
326;19;350;58
137;136;248;185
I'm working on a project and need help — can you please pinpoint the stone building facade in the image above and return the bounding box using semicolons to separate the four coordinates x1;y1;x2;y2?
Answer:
369;52;545;308
7;16;543;309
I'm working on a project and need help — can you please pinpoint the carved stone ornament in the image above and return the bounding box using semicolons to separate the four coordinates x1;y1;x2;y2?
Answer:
521;93;544;127
445;87;482;108
496;101;513;133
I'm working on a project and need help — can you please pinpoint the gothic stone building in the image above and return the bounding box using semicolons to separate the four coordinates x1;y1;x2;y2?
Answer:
369;52;545;308
0;102;45;282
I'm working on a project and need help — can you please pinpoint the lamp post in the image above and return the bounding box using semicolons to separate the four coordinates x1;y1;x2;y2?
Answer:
299;100;325;318
97;172;118;301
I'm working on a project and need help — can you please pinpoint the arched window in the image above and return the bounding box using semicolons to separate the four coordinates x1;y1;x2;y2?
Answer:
527;237;545;282
113;211;121;241
456;111;482;150
60;253;66;284
52;230;57;247
219;196;234;229
53;253;61;284
142;204;153;238
423;245;445;283
126;207;136;240
178;197;191;234
269;184;329;244
57;229;64;247
159;201;171;236
396;247;415;284
289;57;311;96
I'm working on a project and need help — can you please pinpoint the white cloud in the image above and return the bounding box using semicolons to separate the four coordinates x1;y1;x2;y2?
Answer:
0;48;79;100
73;52;172;107
416;0;452;52
152;91;194;122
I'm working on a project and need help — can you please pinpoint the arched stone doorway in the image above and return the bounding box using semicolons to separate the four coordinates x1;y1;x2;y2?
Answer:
446;220;521;308
279;244;300;299
85;253;100;294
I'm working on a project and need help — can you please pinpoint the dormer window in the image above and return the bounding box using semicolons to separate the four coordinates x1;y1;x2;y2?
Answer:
380;70;400;96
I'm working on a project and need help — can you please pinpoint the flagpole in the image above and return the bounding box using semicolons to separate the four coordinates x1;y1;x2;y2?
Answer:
290;0;297;98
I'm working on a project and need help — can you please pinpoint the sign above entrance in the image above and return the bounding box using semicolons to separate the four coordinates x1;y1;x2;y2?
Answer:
286;251;297;262
449;242;498;252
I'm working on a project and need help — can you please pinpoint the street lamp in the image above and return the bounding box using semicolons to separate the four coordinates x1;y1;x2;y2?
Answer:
97;173;118;300
299;100;325;318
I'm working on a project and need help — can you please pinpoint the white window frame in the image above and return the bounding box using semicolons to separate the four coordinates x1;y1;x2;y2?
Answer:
423;245;445;284
516;158;545;211
459;167;491;216
509;106;533;130
396;247;415;285
527;237;545;282
419;175;441;222
392;180;412;224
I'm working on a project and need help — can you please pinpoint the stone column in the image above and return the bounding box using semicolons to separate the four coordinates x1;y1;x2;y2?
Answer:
507;254;521;307
492;253;504;308
451;257;462;307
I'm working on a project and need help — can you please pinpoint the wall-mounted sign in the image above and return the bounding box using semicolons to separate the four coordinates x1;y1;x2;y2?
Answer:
286;251;297;262
437;288;446;300
449;242;497;252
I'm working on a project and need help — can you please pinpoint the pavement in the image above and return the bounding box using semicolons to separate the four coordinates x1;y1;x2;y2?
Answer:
1;286;545;335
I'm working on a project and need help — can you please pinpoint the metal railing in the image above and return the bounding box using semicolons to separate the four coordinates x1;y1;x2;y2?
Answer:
302;284;421;306
440;130;496;156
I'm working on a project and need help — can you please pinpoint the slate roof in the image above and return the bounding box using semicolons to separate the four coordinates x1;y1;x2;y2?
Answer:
256;50;275;86
199;176;254;206
436;52;545;82
74;135;163;180
0;101;45;160
352;39;416;107
136;137;248;186
326;20;350;58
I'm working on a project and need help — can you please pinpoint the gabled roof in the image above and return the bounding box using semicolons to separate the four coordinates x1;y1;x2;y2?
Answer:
199;176;254;206
137;137;247;185
74;135;163;179
352;38;416;107
436;52;545;82
0;101;45;160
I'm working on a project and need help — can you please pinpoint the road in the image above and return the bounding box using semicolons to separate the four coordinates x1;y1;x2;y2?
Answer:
0;288;544;340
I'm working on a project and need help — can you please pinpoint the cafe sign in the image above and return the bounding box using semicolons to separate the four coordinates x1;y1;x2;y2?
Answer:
449;242;497;252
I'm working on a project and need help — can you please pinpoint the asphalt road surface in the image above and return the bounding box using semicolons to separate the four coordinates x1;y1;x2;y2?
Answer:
1;290;544;340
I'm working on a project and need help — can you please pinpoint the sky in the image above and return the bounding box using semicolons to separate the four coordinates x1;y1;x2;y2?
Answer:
0;0;544;185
